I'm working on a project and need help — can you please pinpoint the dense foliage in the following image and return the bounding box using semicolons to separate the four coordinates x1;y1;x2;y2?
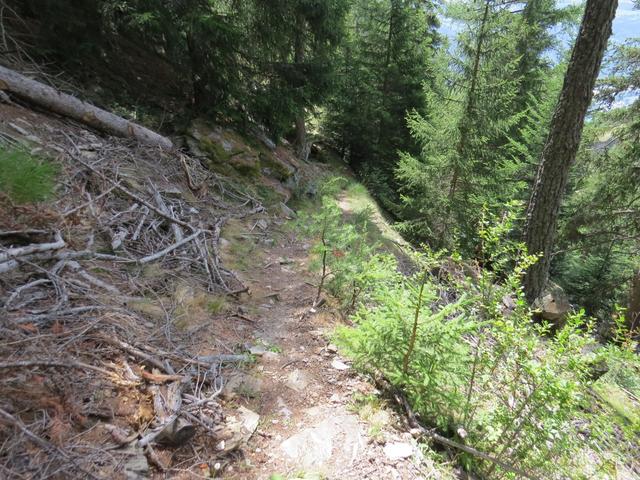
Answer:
297;180;640;479
0;148;57;204
9;0;348;139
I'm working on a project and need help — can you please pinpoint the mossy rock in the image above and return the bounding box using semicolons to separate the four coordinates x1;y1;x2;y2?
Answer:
259;151;295;181
191;126;261;178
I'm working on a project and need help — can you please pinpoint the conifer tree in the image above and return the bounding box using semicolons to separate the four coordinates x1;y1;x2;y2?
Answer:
324;0;439;211
523;0;618;302
397;1;528;248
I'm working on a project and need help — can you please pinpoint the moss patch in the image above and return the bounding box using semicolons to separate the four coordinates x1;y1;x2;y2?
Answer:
594;382;640;428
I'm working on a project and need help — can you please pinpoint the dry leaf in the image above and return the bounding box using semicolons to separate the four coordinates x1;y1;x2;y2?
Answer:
18;323;38;334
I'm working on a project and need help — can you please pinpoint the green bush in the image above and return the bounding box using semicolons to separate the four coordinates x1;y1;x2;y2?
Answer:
295;182;639;478
0;148;57;204
333;204;639;478
296;192;396;312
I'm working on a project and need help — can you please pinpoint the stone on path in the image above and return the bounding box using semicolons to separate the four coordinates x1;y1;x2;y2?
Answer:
331;358;349;370
286;368;311;392
280;414;363;469
384;442;414;461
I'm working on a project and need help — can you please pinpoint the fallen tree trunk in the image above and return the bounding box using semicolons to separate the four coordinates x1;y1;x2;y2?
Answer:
0;65;173;149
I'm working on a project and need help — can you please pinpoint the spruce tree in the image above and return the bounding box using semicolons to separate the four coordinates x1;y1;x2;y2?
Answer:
324;0;439;211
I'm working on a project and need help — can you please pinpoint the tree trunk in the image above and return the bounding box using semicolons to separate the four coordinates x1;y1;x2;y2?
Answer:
375;0;399;153
628;269;640;334
523;0;617;302
294;12;309;161
186;27;208;111
0;65;173;149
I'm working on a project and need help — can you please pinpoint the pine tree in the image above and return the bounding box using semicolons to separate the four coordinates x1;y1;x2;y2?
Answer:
523;0;618;302
246;0;348;146
397;1;527;248
324;0;439;211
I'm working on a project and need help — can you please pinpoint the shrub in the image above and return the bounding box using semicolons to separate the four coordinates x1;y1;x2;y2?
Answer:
0;148;57;204
335;203;639;478
297;180;639;478
296;191;397;312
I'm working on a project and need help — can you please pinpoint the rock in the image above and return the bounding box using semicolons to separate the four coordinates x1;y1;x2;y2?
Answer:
262;351;280;363
261;136;276;150
383;442;413;461
534;281;571;325
221;373;263;400
281;421;333;467
286;368;311;392
255;219;269;231
220;406;260;452
327;344;338;354
501;294;516;316
280;415;362;469
122;444;149;479
152;417;196;447
238;406;260;434
249;344;268;356
331;359;349;371
277;397;293;418
279;202;297;219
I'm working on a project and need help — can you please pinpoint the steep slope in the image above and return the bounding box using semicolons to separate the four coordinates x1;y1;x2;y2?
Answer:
0;99;457;479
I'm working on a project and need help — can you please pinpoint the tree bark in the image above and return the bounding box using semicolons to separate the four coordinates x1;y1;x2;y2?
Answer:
375;0;399;154
628;269;640;334
0;65;173;149
294;12;309;161
523;0;617;302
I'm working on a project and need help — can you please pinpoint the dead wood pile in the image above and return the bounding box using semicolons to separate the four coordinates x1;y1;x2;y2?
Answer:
0;122;264;478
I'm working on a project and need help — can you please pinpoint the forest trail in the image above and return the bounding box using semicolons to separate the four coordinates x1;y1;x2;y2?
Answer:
0;95;450;479
220;202;439;480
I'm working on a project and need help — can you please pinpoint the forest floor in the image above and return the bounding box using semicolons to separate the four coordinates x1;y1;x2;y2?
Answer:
0;98;458;479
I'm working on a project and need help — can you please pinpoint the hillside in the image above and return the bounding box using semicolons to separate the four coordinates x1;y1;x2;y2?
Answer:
1;1;640;479
0;95;463;479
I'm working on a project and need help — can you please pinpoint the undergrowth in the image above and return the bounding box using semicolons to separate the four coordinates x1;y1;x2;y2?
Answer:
0;147;57;204
297;182;640;479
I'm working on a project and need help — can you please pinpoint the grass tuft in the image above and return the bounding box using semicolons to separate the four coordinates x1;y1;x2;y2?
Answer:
0;148;57;204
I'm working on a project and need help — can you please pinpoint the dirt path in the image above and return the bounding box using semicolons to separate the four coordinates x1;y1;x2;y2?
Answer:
220;219;437;480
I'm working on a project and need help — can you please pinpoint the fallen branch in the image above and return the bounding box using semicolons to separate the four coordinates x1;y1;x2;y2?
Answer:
0;359;114;377
196;354;251;364
0;65;173;149
140;370;188;384
100;336;167;372
140;382;195;447
67;153;195;231
65;260;120;293
392;387;539;480
0;407;100;479
5;278;51;310
0;232;64;263
151;184;184;243
18;305;127;324
138;229;202;264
